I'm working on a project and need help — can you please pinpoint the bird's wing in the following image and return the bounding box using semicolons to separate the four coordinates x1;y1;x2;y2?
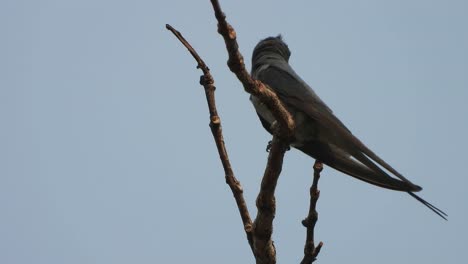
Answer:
256;63;421;189
255;63;447;219
294;138;419;191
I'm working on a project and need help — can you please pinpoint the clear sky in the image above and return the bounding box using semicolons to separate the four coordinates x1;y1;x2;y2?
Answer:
1;0;467;263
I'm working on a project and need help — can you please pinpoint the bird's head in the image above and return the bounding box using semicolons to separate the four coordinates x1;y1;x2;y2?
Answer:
252;35;291;63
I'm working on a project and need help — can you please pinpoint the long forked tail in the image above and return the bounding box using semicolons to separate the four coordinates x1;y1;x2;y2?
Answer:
333;154;448;220
298;141;420;191
297;141;448;220
407;192;447;220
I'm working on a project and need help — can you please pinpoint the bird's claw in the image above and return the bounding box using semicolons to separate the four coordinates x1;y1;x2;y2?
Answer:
266;140;291;152
266;141;273;152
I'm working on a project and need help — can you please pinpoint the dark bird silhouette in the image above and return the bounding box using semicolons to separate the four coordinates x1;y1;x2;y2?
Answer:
250;35;446;219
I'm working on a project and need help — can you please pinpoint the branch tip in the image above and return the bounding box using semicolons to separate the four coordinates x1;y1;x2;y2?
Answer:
167;23;254;253
301;160;324;263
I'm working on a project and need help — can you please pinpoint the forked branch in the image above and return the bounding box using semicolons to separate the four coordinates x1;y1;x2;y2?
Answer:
168;1;324;263
209;1;295;263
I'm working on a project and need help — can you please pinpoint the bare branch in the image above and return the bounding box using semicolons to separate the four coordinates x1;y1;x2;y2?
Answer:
166;24;254;252
301;161;324;264
208;1;299;263
209;0;294;139
207;1;300;263
252;136;290;264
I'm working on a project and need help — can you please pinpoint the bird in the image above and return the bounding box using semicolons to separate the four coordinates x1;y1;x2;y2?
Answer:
250;35;447;219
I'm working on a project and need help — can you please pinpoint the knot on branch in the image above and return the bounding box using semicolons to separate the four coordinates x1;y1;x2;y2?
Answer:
225;174;243;193
256;194;276;212
244;222;253;233
310;190;320;201
313;162;323;173
199;75;214;87
210;115;221;125
301;212;318;228
217;22;236;39
226;24;236;40
227;57;245;74
252;222;274;241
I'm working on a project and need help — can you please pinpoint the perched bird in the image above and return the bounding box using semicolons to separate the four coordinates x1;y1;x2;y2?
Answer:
250;35;446;219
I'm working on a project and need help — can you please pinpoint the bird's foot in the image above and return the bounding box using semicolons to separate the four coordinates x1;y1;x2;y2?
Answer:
266;140;291;152
266;141;272;152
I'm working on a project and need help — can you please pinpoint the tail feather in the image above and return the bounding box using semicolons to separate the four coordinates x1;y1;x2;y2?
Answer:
351;150;422;191
407;192;448;220
297;141;417;191
297;140;448;220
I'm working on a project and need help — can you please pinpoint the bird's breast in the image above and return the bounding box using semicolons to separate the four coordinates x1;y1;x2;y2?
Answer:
250;95;320;147
250;95;276;125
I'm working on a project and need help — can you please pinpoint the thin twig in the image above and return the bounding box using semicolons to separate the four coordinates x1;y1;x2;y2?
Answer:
301;160;324;264
166;24;254;252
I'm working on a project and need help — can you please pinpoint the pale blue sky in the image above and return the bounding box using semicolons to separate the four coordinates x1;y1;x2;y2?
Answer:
1;0;467;263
